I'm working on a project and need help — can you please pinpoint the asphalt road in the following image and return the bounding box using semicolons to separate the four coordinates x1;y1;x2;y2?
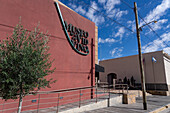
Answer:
82;95;170;113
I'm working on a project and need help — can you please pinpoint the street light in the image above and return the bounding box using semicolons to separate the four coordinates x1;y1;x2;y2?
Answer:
139;20;157;31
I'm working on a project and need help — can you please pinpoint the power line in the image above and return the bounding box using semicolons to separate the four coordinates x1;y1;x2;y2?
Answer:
75;0;140;52
74;0;168;55
140;33;160;50
68;0;169;53
120;0;133;9
119;0;170;49
138;13;170;47
119;0;170;47
76;0;136;34
77;1;152;53
74;0;161;53
118;0;154;51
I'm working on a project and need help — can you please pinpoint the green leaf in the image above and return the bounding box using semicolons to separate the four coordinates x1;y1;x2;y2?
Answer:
0;21;56;100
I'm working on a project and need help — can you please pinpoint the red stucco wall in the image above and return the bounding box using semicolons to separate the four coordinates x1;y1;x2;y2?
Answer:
0;0;95;112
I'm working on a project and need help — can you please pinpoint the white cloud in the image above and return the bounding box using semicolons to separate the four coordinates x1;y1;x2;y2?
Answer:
151;19;168;30
163;47;170;55
110;47;123;58
86;1;98;18
99;58;107;61
127;20;133;24
102;0;128;18
86;1;105;25
163;47;170;54
142;32;170;54
69;0;128;25
115;10;128;18
161;32;170;42
140;0;170;28
104;0;120;14
74;6;86;15
159;19;168;23
68;3;77;9
107;8;128;18
98;0;106;4
127;20;136;31
107;9;117;18
126;0;170;33
67;3;85;15
98;37;116;43
166;24;170;29
69;1;105;25
92;16;105;26
128;0;170;32
115;27;125;38
146;0;169;21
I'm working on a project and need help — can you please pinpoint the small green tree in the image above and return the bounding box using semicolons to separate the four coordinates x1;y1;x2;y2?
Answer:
0;22;55;113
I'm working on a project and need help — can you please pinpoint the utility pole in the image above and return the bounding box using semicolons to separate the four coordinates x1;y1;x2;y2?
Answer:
134;2;147;110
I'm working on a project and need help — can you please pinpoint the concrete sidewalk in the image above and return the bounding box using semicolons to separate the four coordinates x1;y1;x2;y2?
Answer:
22;92;170;113
81;95;170;113
22;93;123;113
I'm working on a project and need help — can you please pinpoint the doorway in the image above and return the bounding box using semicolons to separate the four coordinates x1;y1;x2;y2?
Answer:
107;73;117;86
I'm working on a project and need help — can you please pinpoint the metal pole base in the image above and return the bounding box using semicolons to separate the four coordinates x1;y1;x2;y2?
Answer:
143;103;147;110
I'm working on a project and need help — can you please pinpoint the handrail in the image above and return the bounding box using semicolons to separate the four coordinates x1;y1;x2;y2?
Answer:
97;83;129;95
0;86;114;113
32;86;95;94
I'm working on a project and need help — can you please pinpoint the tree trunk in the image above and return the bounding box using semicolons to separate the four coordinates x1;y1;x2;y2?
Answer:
17;93;23;113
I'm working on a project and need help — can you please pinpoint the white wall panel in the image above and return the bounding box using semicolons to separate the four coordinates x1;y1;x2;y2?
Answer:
164;57;170;84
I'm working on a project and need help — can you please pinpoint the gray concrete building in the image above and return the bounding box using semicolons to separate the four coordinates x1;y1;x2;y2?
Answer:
99;51;170;93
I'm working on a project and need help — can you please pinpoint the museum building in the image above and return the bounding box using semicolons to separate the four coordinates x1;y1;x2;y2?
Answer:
0;0;102;112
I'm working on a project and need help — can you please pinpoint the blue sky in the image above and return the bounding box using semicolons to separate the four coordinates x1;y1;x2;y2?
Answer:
59;0;170;61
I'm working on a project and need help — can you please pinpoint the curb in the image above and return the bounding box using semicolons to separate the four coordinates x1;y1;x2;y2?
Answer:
149;103;170;113
60;95;122;113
